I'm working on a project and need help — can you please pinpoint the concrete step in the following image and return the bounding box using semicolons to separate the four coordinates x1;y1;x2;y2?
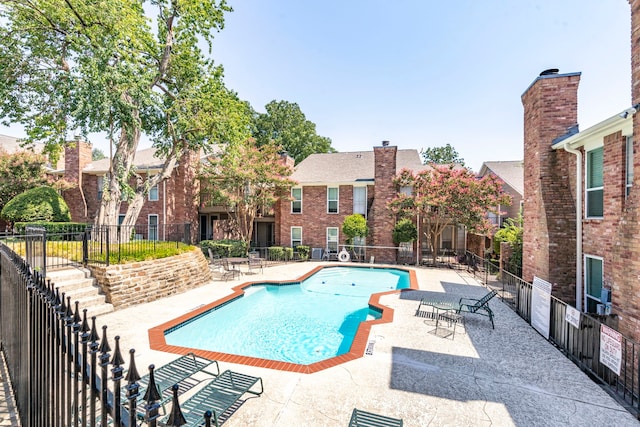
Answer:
46;266;114;317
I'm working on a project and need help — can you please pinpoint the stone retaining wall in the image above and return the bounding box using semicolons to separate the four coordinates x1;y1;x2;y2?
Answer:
89;248;212;309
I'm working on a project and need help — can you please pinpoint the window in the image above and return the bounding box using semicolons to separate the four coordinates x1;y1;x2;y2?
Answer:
327;187;338;213
291;188;302;213
118;214;125;225
149;214;158;241
353;187;367;215
97;175;105;200
149;181;159;201
400;186;412;196
326;227;339;253
627;136;634;197
585;256;603;313
586;146;603;218
291;227;302;248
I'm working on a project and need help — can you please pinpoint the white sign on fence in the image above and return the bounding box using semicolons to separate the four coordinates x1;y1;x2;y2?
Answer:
565;305;581;329
600;324;622;376
531;276;552;339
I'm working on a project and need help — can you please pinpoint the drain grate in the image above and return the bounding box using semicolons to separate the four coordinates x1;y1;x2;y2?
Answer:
365;340;375;355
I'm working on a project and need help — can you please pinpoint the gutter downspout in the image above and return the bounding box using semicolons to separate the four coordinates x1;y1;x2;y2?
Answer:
561;142;583;311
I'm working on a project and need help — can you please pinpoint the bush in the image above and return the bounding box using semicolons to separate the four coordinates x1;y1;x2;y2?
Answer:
1;186;71;223
200;239;248;257
296;245;310;260
392;218;417;244
268;246;284;261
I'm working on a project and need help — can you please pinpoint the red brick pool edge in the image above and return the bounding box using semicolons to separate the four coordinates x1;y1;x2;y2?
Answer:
148;265;418;373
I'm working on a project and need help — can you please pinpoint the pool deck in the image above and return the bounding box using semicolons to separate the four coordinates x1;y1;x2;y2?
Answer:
95;262;639;426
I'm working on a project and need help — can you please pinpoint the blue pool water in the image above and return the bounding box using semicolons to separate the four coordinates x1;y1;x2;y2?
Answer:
164;266;410;365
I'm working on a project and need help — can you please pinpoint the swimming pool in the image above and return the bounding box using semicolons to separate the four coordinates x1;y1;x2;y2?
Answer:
149;265;417;373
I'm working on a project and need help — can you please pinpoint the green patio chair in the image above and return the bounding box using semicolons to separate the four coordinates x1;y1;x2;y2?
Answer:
456;289;497;329
163;369;264;427
349;408;403;426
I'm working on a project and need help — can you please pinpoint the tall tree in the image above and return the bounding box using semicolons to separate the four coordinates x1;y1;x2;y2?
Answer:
253;100;335;164
421;143;465;166
200;140;296;248
0;0;250;234
388;166;510;264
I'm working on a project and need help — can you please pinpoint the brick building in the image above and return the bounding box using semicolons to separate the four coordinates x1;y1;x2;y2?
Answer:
477;161;523;227
275;142;467;264
522;0;640;340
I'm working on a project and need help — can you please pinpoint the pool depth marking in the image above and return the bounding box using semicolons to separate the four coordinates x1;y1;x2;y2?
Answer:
148;265;418;373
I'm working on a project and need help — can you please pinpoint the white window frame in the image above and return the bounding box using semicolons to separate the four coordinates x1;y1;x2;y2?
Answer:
326;227;339;253
149;180;159;201
148;214;158;241
627;135;634;197
585;146;604;218
584;255;603;313
291;188;302;214
353;186;367;216
327;187;339;214
291;226;302;248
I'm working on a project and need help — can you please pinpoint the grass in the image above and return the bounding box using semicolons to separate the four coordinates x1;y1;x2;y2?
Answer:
2;239;195;264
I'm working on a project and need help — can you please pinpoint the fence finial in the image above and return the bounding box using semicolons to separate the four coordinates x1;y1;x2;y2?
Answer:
166;384;187;426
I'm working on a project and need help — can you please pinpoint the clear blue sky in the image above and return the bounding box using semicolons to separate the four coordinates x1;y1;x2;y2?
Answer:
0;1;632;172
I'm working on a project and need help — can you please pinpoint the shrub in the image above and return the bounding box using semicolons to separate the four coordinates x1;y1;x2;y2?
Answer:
1;186;70;223
296;245;310;260
392;218;417;244
268;246;284;261
200;239;248;257
284;247;293;260
342;214;368;244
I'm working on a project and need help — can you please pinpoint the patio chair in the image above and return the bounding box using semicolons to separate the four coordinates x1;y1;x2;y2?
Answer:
456;289;497;329
163;369;264;427
221;258;241;281
125;352;220;414
208;248;223;272
247;254;264;274
349;408;403;426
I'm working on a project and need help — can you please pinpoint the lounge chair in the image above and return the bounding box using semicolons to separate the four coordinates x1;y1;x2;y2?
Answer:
163;369;263;427
457;289;497;329
125;352;220;414
349;408;403;426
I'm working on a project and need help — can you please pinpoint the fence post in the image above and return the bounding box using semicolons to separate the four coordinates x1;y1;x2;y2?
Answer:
98;326;111;427
83;228;89;267
125;349;141;427
111;336;125;426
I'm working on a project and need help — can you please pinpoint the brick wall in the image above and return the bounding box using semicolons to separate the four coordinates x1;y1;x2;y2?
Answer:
88;248;212;309
369;145;397;263
63;140;93;222
522;72;579;303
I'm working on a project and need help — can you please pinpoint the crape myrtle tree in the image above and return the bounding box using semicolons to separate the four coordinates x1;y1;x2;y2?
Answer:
0;149;49;210
0;0;250;238
388;166;511;264
200;140;296;249
253;100;336;164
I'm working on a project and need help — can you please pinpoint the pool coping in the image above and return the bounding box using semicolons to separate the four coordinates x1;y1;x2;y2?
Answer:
148;264;418;373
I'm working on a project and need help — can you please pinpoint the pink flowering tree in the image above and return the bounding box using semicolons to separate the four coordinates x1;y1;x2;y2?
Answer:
388;166;511;264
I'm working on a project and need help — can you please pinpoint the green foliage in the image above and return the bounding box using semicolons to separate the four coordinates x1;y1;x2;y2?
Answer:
200;239;248;257
1;186;70;223
0;150;49;209
420;144;465;166
392;218;417;244
92;148;106;161
342;214;368;244
296;245;310;260
493;215;523;275
253;100;336;163
268;246;285;261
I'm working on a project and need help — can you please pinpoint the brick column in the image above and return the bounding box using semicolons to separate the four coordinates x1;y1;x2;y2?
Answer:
521;71;579;303
369;144;397;263
62;139;93;222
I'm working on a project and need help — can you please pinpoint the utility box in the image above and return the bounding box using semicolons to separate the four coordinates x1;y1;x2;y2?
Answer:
311;248;323;260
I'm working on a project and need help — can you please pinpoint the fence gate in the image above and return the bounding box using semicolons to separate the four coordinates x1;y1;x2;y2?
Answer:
25;226;46;277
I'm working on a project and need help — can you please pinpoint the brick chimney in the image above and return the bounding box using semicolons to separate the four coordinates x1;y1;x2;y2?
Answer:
63;138;93;222
369;142;397;263
521;69;580;303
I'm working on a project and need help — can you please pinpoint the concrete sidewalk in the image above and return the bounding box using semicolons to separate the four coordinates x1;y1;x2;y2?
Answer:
2;263;638;426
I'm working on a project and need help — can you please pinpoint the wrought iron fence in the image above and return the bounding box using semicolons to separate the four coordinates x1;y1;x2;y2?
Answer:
464;251;640;417
0;223;192;270
0;242;222;427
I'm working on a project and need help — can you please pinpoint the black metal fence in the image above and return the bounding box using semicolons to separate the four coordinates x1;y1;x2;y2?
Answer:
0;223;192;271
0;242;220;427
465;251;640;417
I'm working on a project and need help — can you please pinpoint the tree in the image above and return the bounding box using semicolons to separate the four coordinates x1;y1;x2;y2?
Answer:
494;214;523;276
92;148;106;161
200;140;296;249
392;218;417;245
342;214;368;245
0;0;250;236
253;100;335;164
0;150;49;209
421;143;465;166
388;166;511;264
1;186;71;223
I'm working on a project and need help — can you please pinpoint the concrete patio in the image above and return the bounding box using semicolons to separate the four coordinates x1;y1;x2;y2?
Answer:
93;262;639;426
